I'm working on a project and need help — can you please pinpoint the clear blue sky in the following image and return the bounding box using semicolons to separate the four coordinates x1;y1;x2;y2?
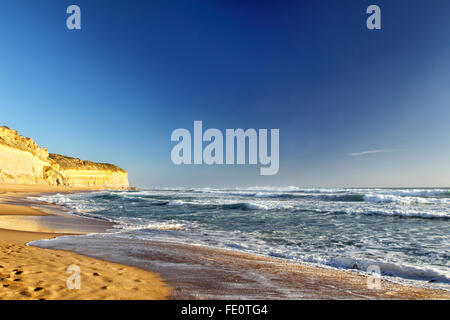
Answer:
1;1;450;187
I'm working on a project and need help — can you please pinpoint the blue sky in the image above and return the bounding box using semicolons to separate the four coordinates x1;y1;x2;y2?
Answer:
1;1;450;187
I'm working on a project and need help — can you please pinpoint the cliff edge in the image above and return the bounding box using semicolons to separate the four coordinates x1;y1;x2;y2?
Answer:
0;126;129;189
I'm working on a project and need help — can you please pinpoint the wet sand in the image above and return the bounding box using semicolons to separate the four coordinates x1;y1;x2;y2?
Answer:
41;235;450;300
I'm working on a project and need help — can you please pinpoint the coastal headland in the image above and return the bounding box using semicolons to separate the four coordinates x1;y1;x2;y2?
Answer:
0;126;129;189
0;127;169;299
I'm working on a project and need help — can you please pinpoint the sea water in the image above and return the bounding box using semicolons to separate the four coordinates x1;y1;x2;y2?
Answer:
29;187;450;291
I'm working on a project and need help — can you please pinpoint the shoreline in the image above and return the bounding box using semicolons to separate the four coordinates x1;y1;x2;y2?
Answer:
0;185;449;300
34;234;450;300
0;185;170;300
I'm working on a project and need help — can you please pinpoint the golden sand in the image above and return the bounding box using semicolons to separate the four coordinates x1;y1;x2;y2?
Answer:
0;185;170;300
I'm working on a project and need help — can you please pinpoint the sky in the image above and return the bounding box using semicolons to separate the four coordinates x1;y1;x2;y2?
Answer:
1;0;450;188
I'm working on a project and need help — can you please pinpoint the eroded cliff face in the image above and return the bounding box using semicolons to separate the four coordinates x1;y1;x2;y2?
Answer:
48;154;129;188
0;126;129;189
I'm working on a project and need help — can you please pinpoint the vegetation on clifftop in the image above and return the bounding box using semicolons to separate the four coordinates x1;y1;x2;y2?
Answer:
49;154;126;173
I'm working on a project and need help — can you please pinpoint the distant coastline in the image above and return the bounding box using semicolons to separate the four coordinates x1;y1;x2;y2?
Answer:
0;126;129;189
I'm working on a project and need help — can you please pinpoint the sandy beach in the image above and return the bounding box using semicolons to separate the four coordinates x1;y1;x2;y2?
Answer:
0;184;448;300
0;185;170;300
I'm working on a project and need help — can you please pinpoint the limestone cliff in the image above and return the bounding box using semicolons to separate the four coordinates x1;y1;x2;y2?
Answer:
0;126;129;189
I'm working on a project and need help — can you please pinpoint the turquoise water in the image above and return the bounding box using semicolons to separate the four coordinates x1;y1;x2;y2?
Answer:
30;187;450;290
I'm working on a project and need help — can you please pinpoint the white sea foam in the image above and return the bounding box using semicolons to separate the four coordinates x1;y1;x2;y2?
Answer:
363;193;449;205
167;200;188;206
117;220;185;231
245;186;302;192
342;207;450;219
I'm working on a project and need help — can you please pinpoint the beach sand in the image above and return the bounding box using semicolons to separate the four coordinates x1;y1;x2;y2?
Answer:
0;185;170;300
0;184;448;300
63;237;449;300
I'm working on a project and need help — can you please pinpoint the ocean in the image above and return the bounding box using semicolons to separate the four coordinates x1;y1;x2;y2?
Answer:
29;187;450;291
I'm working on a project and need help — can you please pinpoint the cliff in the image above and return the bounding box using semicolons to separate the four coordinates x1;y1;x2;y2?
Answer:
0;126;129;189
